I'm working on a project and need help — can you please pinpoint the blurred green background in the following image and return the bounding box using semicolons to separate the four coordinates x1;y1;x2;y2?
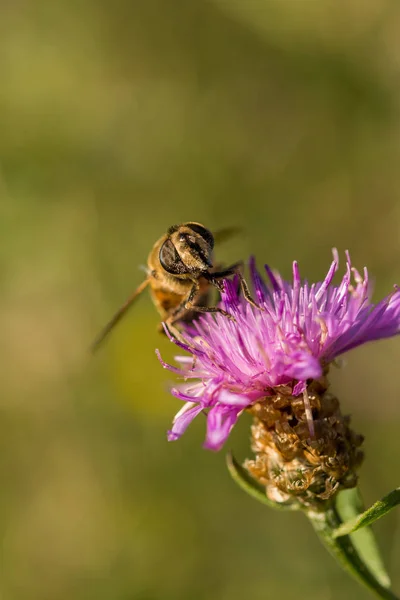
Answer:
1;1;400;599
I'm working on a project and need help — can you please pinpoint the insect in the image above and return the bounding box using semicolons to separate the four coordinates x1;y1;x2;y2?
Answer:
91;222;257;351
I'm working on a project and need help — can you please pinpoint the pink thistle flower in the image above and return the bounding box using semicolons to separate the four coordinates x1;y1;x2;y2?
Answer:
157;252;400;451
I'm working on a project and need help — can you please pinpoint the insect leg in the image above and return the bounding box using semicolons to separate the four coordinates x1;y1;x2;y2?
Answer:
164;282;201;338
184;281;236;322
162;320;190;345
165;280;235;324
186;304;236;321
166;281;200;321
206;263;263;311
237;272;264;310
206;261;243;282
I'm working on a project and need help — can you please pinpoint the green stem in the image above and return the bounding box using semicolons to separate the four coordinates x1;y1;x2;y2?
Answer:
307;505;399;600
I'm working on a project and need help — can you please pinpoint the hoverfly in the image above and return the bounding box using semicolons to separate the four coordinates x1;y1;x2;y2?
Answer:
91;222;256;351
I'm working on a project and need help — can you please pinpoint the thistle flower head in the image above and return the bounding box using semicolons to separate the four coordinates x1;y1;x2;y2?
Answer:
158;251;400;453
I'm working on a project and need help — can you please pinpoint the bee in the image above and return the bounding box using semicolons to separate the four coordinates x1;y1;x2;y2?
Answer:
91;222;258;351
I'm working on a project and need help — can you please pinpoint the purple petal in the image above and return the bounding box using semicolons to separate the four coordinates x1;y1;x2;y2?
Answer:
216;389;252;407
286;350;322;381
155;350;185;375
293;380;306;396
314;259;338;302
324;288;400;360
249;256;270;304
168;403;204;442
203;406;242;451
264;264;281;292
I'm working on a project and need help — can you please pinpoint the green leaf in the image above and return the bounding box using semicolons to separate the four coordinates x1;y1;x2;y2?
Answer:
307;505;399;600
336;488;391;589
226;452;299;510
334;487;400;538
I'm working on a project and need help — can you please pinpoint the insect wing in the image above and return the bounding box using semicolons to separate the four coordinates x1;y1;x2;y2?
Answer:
212;226;241;245
91;278;149;352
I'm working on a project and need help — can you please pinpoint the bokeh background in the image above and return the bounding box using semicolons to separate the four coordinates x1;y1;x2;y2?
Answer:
1;1;400;599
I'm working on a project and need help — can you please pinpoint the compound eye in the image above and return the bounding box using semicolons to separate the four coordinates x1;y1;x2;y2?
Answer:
159;239;187;275
185;223;214;249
